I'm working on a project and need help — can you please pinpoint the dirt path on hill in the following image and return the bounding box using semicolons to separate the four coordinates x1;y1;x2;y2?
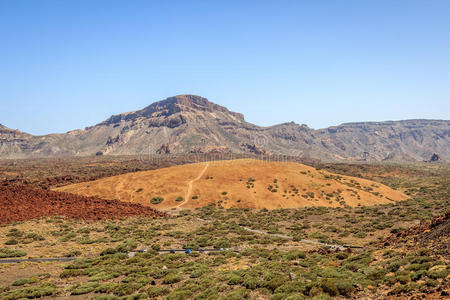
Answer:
177;162;210;208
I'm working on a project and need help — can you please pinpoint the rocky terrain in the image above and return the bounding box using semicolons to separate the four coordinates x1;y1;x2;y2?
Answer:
383;211;450;259
1;95;449;161
0;182;166;225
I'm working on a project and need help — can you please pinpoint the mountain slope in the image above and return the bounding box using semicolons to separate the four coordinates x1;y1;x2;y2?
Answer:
1;95;449;161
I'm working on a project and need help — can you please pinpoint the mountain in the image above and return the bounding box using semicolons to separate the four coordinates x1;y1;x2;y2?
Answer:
1;95;449;161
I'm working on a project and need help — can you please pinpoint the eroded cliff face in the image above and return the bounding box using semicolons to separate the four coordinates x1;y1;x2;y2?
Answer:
1;95;449;162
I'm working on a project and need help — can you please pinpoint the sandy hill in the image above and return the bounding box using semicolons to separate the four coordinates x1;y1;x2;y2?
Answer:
55;159;408;209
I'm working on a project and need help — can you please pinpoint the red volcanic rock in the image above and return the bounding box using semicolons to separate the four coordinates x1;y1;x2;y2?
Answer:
0;183;166;225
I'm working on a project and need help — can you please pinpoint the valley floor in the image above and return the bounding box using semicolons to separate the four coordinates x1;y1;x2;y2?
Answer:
0;157;448;299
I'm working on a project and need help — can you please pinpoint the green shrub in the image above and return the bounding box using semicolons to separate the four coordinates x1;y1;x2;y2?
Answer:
71;282;100;295
389;283;410;294
5;239;18;245
59;232;77;242
65;250;82;257
271;293;305;300
425;279;439;287
354;232;367;238
162;273;183;284
111;283;143;296
307;192;315;198
366;268;387;281
60;269;90;278
265;277;286;291
150;268;169;279
92;294;118;300
406;263;430;271
24;232;45;241
242;276;261;289
387;261;401;272
228;274;242;285
0;248;26;258
94;282;119;294
427;268;448;279
319;279;338;296
312;293;333;299
226;288;250;299
116;239;137;252
395;275;409;284
285;250;306;260
6;228;24;238
89;271;119;282
273;281;306;294
12;276;39;286
151;196;164;204
335;252;349;260
166;289;193;300
336;280;354;296
308;286;323;297
147;286;169;297
214;239;231;249
1;283;56;299
176;196;184;202
410;270;427;281
411;256;432;264
390;227;404;234
100;248;118;256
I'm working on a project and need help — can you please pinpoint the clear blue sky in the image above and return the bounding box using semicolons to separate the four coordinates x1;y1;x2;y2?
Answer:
1;0;449;135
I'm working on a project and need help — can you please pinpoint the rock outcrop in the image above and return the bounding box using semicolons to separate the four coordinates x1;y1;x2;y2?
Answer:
428;153;441;162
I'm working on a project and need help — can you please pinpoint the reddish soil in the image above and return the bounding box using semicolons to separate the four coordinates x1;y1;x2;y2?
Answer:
0;182;167;225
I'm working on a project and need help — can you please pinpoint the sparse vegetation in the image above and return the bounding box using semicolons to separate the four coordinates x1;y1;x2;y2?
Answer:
0;248;27;258
0;157;447;299
150;196;164;204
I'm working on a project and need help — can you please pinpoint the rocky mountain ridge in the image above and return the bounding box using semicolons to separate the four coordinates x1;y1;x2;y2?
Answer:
1;95;449;162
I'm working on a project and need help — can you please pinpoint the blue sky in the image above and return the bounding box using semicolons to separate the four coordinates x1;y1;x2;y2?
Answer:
0;0;449;135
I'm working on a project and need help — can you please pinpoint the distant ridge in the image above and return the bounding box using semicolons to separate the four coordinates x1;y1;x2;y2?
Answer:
1;95;449;162
340;119;447;126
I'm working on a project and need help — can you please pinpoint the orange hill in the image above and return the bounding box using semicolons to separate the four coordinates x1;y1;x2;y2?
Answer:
55;159;408;209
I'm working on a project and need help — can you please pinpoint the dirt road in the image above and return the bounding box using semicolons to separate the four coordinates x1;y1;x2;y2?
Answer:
177;162;210;208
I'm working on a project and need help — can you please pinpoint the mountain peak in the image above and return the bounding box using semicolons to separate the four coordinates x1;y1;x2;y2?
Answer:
145;94;244;119
164;94;211;106
101;95;244;126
